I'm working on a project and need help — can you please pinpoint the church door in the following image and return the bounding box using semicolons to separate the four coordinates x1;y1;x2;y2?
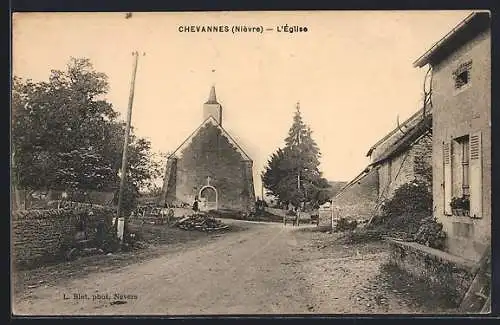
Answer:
199;186;218;211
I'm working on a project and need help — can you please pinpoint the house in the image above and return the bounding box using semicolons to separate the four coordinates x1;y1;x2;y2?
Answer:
366;107;433;201
326;107;432;225
413;11;491;261
159;86;256;213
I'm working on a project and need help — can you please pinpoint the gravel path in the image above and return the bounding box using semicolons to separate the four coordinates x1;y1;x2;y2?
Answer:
13;220;452;315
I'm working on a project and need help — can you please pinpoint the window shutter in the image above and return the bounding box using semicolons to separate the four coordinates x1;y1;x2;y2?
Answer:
469;132;482;218
443;141;452;215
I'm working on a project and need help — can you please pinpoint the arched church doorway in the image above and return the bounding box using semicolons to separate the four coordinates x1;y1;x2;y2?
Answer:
199;185;218;211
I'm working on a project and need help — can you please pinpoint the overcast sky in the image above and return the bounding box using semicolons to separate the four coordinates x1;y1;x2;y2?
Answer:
13;10;470;195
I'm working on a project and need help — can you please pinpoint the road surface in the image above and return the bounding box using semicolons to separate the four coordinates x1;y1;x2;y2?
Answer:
13;219;445;315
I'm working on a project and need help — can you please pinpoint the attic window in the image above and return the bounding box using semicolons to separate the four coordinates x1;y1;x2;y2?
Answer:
453;60;472;90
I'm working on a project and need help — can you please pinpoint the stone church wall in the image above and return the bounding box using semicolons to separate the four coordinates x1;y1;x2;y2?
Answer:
166;123;255;212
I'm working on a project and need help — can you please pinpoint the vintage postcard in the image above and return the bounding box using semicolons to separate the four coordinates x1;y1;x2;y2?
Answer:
11;10;491;316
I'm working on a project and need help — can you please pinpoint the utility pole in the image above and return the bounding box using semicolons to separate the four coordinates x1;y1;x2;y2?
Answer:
116;51;140;236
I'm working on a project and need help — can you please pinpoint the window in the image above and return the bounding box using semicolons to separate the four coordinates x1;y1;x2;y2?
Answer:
456;135;470;197
444;133;483;218
453;60;472;90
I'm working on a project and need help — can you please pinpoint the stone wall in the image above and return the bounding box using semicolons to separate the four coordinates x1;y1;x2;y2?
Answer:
378;152;415;201
166;123;255;212
377;135;432;202
265;207;312;220
46;200;114;210
327;167;379;225
412;135;433;183
159;157;177;206
387;239;476;306
13;189;115;209
12;206;114;269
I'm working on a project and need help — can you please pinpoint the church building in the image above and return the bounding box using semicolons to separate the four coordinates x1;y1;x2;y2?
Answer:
159;86;256;213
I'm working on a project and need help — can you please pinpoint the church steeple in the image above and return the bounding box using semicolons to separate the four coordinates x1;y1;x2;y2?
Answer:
203;85;223;125
206;85;218;104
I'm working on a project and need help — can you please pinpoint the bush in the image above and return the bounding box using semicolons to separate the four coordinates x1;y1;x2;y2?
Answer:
380;179;432;218
371;211;431;236
369;179;433;235
413;217;447;250
341;229;384;244
336;217;358;232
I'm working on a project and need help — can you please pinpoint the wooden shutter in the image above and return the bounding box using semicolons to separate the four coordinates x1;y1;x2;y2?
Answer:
443;141;452;215
469;132;482;218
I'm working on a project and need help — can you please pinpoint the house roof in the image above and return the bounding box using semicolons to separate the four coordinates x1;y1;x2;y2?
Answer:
368;113;432;167
335;114;431;200
413;11;491;68
333;166;373;199
366;106;432;157
168;115;252;162
328;181;348;197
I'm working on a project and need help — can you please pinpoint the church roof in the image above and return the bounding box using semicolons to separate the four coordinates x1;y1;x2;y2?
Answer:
205;85;218;104
168;115;252;162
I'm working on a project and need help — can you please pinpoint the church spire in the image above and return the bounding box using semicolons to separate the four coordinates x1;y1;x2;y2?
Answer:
203;85;223;125
206;85;218;104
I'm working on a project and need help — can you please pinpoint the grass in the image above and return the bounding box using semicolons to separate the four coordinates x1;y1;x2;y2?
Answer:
378;262;460;312
298;224;332;233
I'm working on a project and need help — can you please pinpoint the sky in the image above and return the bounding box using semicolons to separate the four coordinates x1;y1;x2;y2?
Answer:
12;10;471;195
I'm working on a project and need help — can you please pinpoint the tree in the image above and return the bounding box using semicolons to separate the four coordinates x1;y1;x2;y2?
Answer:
262;105;331;209
12;57;156;213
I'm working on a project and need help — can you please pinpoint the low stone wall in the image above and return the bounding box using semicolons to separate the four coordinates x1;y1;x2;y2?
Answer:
387;238;476;305
12;206;114;269
172;208;194;218
264;207;312;220
46;200;114;210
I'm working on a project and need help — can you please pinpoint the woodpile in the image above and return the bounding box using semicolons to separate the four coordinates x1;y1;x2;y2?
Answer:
175;213;229;232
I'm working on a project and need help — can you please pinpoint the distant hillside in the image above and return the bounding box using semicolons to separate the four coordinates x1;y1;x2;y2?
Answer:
328;181;348;197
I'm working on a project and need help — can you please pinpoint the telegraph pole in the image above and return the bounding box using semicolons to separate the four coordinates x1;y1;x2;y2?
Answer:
116;51;140;232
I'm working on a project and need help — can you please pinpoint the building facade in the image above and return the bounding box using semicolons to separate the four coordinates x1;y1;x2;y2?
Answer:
328;107;432;226
414;12;491;261
159;86;256;213
367;108;433;201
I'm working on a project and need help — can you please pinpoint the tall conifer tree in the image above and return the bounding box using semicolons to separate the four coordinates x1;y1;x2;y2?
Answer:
262;103;331;208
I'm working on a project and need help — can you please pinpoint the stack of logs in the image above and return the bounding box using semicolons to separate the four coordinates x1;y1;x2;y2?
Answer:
175;213;229;232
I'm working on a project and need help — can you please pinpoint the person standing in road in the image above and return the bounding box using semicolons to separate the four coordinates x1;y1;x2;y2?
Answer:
295;205;301;227
192;197;199;213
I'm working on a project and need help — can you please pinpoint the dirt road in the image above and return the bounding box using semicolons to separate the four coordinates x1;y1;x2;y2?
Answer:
13;220;449;315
